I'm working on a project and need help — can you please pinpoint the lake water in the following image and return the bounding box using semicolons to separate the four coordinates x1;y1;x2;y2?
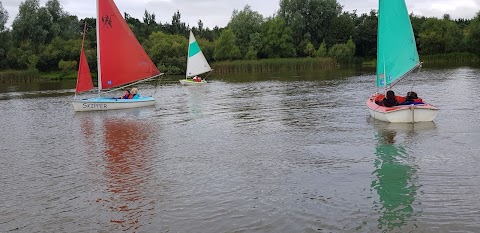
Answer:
1;68;479;232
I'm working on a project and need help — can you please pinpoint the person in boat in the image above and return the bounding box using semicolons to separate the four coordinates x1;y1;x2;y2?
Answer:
192;76;202;82
120;89;130;99
128;87;139;99
400;91;423;105
376;90;399;107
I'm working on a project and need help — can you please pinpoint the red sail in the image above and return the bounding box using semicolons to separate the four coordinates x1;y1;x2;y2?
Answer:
76;22;94;93
98;0;160;90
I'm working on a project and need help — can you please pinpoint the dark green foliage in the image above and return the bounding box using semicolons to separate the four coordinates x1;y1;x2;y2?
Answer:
328;38;355;64
260;17;296;58
352;10;377;58
0;1;8;32
143;31;187;74
278;0;342;46
228;5;263;58
466;12;480;56
418;17;464;54
214;29;241;61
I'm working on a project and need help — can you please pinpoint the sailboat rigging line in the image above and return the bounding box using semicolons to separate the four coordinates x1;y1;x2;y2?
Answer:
153;73;165;96
203;70;214;80
102;74;164;94
389;62;422;89
410;62;423;91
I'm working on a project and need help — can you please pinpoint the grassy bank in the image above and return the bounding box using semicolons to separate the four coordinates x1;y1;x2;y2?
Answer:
0;70;42;83
0;69;83;83
212;57;338;74
420;53;480;67
360;53;480;69
39;71;84;80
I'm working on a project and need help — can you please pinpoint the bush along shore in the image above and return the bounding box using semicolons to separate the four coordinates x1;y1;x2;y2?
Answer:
212;57;339;74
0;70;41;83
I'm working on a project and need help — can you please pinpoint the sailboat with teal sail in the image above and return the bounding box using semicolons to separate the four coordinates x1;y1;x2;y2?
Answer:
179;31;212;86
366;0;438;123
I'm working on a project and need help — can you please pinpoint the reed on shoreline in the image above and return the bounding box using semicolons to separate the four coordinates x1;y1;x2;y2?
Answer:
420;53;480;66
1;53;478;83
212;57;338;74
0;70;41;83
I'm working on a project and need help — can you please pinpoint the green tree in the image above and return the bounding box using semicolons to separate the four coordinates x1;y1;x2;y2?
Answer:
352;10;377;58
418;17;464;54
328;38;355;64
304;42;315;57
315;41;327;57
143;31;187;74
37;37;82;72
58;59;77;73
0;1;10;69
6;40;37;69
214;28;241;60
228;5;264;58
245;46;258;60
466;12;480;56
141;10;158;39
27;54;39;70
0;1;8;32
279;0;342;46
0;30;11;68
170;10;187;35
261;17;296;58
45;0;63;21
12;0;45;46
324;12;355;47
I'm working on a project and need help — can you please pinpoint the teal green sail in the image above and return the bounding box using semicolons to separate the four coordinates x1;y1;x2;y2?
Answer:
188;41;201;58
376;0;420;88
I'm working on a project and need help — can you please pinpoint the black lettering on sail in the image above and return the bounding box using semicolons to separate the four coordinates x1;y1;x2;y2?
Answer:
102;15;113;28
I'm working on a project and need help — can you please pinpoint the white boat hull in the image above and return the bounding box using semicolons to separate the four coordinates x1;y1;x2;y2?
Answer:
179;79;207;86
366;95;438;123
72;97;155;112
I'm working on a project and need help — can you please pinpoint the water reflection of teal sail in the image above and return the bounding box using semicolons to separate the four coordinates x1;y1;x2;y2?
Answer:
372;129;417;231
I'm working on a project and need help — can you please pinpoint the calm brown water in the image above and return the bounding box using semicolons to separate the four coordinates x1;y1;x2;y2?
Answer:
1;68;479;232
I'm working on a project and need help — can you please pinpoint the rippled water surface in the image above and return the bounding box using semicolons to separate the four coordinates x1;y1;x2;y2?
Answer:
1;68;479;232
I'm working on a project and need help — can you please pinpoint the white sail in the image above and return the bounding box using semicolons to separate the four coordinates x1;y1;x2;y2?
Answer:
186;31;212;78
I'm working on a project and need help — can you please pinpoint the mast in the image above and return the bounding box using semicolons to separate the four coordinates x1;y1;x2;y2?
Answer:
383;58;387;93
186;31;191;79
96;0;102;91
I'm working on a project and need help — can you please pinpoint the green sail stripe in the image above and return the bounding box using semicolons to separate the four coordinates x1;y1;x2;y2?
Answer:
188;41;201;58
376;0;420;87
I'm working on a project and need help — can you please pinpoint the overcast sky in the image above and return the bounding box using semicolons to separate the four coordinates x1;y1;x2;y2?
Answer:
2;0;479;29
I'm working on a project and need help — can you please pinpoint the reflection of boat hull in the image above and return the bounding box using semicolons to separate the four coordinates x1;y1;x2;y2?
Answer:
367;94;438;123
373;120;436;131
179;79;207;86
72;97;155;112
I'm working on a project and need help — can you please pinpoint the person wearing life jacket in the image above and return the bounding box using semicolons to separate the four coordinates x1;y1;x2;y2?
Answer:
128;87;139;99
400;91;423;105
120;89;130;99
376;90;399;107
192;76;202;82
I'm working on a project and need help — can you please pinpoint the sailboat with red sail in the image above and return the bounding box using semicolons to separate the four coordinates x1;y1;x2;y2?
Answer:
72;0;162;112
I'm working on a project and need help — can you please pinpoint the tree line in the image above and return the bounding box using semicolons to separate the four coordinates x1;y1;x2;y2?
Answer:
0;0;479;75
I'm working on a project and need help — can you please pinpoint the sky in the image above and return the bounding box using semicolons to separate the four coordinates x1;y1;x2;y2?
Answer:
2;0;479;29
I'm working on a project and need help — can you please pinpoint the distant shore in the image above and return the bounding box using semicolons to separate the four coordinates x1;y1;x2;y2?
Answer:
1;53;478;83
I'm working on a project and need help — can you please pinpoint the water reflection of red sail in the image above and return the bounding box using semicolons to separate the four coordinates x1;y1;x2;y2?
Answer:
99;119;155;232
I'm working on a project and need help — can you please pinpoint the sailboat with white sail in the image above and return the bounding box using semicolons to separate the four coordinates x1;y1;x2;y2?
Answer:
72;0;162;112
366;0;438;123
179;31;212;86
